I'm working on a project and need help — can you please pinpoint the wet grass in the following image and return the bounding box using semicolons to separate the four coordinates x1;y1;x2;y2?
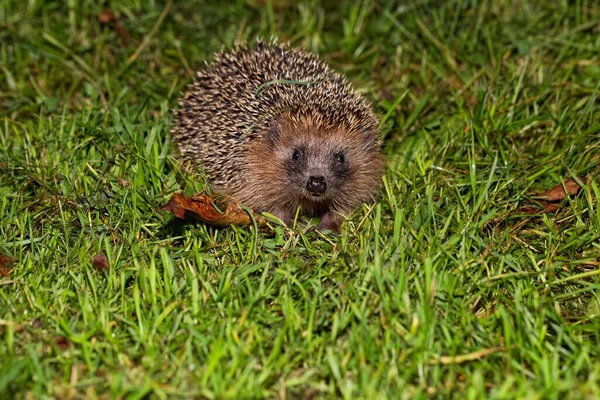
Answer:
1;0;600;398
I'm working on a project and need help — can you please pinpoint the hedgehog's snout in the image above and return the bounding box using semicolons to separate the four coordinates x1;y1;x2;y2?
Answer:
306;176;327;195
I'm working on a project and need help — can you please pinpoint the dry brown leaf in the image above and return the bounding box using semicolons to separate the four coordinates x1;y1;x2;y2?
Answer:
98;7;131;45
117;177;130;187
0;255;15;277
92;251;109;272
159;192;267;227
520;176;588;214
521;203;561;214
536;177;585;202
56;336;71;350
98;8;114;24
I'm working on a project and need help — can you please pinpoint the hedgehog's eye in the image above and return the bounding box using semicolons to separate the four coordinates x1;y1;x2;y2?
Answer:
334;153;345;164
292;149;301;161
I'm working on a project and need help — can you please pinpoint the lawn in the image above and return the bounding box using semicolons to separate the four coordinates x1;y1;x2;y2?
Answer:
1;0;600;398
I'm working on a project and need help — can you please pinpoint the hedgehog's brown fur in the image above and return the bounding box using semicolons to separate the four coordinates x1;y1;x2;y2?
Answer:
172;39;385;233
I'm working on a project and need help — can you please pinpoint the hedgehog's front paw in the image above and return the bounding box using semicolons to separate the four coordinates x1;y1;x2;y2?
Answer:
317;210;343;234
268;208;294;228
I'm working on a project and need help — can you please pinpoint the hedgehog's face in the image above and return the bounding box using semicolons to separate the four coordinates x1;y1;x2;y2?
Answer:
264;112;383;210
240;110;384;218
280;139;351;202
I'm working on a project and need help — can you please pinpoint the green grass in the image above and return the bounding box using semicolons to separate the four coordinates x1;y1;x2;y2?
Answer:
1;0;600;398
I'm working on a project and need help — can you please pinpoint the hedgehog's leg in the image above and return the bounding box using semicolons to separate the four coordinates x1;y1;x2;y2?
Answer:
269;208;294;228
317;209;343;234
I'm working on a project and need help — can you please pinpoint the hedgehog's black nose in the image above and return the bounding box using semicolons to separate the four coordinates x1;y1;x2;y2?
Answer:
306;176;326;194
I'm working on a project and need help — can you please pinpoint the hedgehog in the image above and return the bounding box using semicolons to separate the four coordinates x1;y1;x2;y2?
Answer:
172;39;385;233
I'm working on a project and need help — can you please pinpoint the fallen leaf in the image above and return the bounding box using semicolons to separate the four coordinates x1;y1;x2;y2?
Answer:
536;177;585;202
0;255;15;277
521;203;561;214
521;176;588;214
56;336;71;350
542;203;561;212
114;22;131;45
92;251;110;272
98;7;131;45
98;8;114;24
158;192;267;227
117;177;130;187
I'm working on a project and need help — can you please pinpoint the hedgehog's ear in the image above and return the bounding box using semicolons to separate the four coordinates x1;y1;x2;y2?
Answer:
266;126;280;147
364;130;379;150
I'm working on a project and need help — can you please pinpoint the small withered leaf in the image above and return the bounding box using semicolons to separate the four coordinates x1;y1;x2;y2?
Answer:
536;177;585;202
158;192;267;227
521;203;561;214
520;176;589;214
158;193;187;219
98;7;131;45
117;177;130;187
56;336;71;350
92;251;110;272
98;8;115;24
0;255;15;277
